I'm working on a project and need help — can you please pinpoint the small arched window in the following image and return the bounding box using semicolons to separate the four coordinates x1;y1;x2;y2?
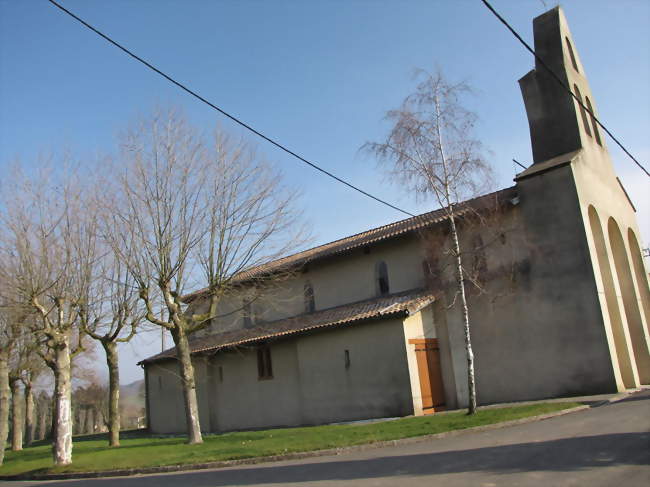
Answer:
242;299;253;328
376;261;390;296
573;84;592;137
304;281;315;313
565;37;579;72
585;96;602;146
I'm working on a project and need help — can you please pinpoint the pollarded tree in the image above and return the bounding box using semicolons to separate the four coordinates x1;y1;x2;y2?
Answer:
0;164;94;465
0;300;24;465
365;70;493;414
100;110;306;444
20;342;47;447
79;259;143;447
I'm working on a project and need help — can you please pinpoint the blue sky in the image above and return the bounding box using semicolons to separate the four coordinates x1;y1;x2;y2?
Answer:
1;0;649;384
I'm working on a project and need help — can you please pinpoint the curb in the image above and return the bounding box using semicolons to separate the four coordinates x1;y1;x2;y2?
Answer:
0;403;597;482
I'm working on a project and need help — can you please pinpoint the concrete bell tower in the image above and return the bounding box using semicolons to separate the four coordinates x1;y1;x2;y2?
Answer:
515;7;650;393
519;7;606;166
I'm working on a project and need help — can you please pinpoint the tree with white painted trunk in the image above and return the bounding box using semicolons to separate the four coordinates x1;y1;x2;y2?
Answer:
0;165;94;464
0;302;23;466
100;110;306;443
365;70;493;414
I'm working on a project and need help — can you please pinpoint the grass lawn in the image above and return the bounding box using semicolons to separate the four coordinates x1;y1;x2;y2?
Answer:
1;402;580;476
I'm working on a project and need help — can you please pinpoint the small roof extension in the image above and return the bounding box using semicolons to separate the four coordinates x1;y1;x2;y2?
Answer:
139;289;435;365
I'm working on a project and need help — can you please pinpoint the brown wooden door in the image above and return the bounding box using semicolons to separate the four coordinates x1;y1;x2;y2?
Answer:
409;338;445;414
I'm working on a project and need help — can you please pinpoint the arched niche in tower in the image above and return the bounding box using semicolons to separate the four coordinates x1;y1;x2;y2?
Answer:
608;217;650;383
588;206;636;387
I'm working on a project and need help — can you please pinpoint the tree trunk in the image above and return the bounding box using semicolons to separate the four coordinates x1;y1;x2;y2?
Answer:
103;341;121;447
52;338;73;465
0;351;10;465
449;214;478;415
10;379;23;451
84;406;94;435
50;387;57;441
24;382;34;446
73;405;81;435
37;397;48;441
172;327;203;444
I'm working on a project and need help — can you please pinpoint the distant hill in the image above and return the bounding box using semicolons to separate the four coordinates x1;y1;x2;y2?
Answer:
121;379;145;399
120;379;145;428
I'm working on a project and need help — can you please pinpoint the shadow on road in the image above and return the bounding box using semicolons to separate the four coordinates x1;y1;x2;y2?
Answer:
39;432;650;486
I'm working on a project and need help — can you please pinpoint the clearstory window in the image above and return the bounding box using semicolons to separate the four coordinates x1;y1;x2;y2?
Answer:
376;261;390;296
304;281;315;313
243;299;253;328
257;346;273;380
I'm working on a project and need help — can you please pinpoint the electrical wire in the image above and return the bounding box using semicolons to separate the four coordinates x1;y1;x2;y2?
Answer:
480;0;650;178
45;0;416;217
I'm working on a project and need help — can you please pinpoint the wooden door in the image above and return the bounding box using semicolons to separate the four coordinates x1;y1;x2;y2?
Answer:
409;338;445;414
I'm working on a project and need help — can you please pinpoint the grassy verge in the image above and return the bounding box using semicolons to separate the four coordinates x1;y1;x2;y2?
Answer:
1;402;580;476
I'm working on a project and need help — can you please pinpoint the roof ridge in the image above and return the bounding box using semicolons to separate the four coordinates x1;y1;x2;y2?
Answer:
184;186;516;301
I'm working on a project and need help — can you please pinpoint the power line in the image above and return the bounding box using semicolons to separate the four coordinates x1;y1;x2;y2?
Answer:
512;158;527;170
480;0;650;178
45;0;415;217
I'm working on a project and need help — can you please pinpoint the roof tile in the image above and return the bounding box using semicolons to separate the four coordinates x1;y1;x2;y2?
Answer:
140;289;435;364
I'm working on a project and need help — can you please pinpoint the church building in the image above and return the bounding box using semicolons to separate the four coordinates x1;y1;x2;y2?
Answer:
140;7;650;434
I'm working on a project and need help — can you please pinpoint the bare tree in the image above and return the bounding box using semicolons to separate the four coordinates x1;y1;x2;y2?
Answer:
72;381;108;435
0;165;94;465
365;70;493;414
100;110;305;443
8;371;23;451
79;260;142;447
0;302;23;464
0;322;11;465
36;390;51;441
20;348;47;447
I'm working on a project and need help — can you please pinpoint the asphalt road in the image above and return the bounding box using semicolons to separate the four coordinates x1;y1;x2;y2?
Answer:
6;390;650;487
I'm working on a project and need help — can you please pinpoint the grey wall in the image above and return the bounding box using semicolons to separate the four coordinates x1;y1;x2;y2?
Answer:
147;316;413;434
449;166;617;406
190;234;426;338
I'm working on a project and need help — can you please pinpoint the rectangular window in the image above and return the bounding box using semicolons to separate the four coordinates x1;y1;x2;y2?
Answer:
257;346;273;380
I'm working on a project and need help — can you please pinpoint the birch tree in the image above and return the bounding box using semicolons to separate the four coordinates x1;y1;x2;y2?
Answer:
101;110;305;443
0;166;93;464
365;70;493;414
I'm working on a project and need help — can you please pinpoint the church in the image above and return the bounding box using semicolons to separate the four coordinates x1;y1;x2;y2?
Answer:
140;7;650;434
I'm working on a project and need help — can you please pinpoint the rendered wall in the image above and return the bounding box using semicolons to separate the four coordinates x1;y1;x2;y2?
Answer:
145;360;187;434
190;235;426;337
427;168;619;408
147;316;412;433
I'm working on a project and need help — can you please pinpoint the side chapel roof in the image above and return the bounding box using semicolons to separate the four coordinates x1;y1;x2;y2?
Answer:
140;289;434;364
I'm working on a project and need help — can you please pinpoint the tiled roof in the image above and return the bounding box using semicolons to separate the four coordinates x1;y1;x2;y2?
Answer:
183;186;517;302
140;289;435;364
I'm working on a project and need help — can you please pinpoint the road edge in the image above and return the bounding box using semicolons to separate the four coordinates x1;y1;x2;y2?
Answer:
0;393;632;481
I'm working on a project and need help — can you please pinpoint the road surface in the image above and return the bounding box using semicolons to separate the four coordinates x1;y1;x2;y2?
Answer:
6;390;650;486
